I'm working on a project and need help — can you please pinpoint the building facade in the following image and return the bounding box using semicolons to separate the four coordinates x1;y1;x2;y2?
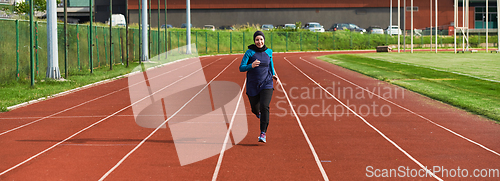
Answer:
57;0;498;30
125;0;497;30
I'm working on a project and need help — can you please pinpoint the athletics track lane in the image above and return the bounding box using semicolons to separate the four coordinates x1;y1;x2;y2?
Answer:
281;53;500;180
99;54;324;180
0;56;225;180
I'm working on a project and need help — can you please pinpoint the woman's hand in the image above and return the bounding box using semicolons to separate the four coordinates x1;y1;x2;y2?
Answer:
252;60;260;68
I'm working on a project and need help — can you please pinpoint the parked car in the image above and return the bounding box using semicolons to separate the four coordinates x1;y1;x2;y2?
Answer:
329;23;349;31
261;24;274;31
330;23;366;33
386;25;402;35
218;25;235;30
160;24;173;29
367;26;384;34
107;14;126;26
203;25;215;31
303;22;325;32
276;24;296;30
284;24;296;29
181;23;193;28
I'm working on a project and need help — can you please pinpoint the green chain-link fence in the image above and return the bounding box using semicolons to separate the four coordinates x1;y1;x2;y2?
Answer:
1;19;498;83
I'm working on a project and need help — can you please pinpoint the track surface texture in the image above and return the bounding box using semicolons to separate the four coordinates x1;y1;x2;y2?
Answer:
1;52;499;180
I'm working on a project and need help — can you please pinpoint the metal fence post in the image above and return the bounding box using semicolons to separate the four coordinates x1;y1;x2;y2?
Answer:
270;32;273;50
440;35;443;47
16;20;19;80
157;0;160;60
132;29;136;59
148;0;151;58
286;32;288;52
126;0;129;67
30;0;35;86
35;21;39;76
421;35;423;47
111;28;115;67
169;31;171;52
300;32;302;51
242;32;245;51
332;32;335;50
138;0;142;63
88;25;91;68
385;32;388;46
230;32;232;53
205;32;207;53
120;29;124;63
350;30;353;49
317;32;319;50
368;33;370;48
104;27;108;66
64;1;68;79
96;26;99;66
165;0;171;58
478;32;480;46
77;24;80;70
109;0;113;70
217;32;220;54
89;0;93;73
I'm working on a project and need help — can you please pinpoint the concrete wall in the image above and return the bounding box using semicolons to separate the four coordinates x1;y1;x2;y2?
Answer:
128;7;404;30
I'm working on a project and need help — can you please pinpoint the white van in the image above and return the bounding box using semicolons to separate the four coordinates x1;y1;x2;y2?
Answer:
107;14;126;26
386;25;402;35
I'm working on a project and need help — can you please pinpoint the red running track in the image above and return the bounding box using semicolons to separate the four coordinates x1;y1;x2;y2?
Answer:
0;52;499;180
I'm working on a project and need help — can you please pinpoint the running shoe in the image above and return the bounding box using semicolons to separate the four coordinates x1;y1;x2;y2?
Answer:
258;132;266;143
256;113;261;119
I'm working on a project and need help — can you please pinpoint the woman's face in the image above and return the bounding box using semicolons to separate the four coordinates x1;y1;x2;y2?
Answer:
255;35;264;48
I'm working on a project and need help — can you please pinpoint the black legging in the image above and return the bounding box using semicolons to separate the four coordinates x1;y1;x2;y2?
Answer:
248;89;273;133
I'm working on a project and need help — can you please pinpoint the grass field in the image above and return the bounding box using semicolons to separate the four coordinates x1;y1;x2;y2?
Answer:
318;52;500;123
360;52;500;81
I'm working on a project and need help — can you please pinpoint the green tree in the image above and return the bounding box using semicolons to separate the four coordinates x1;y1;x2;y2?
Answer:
14;0;61;14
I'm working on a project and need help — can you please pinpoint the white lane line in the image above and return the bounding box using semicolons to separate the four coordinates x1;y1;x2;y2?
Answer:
0;58;207;136
0;57;224;177
299;56;500;157
211;78;246;181
99;58;239;181
274;70;330;181
284;57;442;181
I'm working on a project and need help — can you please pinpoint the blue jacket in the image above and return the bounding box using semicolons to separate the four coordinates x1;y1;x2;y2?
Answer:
239;48;275;96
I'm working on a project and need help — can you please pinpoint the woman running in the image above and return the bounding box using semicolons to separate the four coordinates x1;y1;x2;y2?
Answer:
239;31;278;143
